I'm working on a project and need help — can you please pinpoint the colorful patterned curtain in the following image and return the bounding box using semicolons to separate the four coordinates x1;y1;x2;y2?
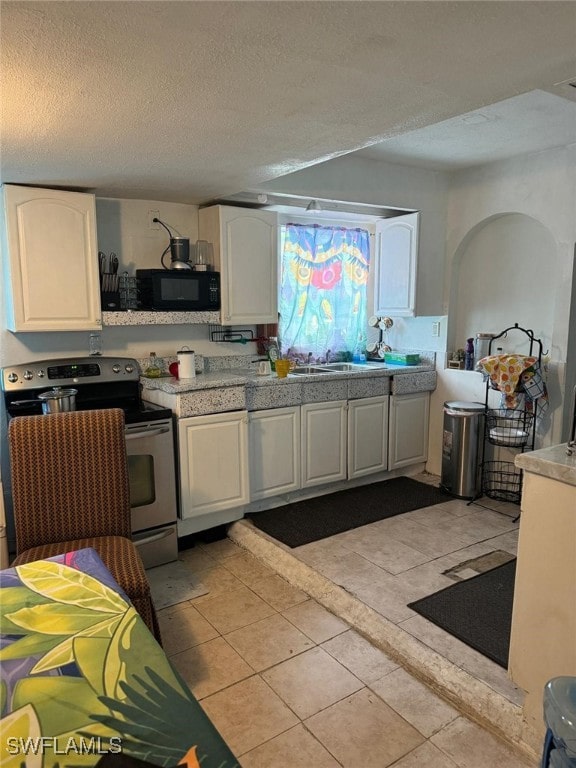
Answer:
279;223;370;362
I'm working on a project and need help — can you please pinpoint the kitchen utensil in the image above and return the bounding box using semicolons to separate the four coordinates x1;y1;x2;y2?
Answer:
152;217;192;270
13;387;77;413
37;387;77;412
194;240;213;271
109;252;119;274
169;238;192;270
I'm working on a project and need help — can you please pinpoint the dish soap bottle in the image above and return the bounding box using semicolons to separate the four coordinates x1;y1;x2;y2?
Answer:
145;351;162;378
267;337;280;372
464;338;475;371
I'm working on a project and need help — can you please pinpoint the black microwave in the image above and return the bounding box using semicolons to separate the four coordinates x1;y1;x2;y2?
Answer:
136;270;220;311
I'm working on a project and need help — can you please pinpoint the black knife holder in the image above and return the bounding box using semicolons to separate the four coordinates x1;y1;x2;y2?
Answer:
100;273;121;310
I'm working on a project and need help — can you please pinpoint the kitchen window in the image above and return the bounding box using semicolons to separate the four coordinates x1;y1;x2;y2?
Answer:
278;221;371;362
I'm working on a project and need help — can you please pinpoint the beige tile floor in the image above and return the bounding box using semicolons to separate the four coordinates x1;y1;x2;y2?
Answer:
158;480;537;767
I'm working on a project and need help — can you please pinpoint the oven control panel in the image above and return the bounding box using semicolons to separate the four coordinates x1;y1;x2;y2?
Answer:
1;357;140;391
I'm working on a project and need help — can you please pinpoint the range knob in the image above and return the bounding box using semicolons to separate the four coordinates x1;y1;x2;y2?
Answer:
112;364;121;374
7;372;18;383
23;370;33;381
125;364;134;374
37;369;45;378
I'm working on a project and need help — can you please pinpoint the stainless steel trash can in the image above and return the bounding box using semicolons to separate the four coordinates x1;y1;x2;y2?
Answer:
441;401;485;499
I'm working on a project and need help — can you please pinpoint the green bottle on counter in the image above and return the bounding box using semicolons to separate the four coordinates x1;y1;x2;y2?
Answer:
145;351;162;378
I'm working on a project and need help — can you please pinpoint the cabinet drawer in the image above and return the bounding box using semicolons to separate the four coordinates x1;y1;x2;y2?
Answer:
391;371;437;395
179;386;246;417
302;380;348;404
246;382;302;411
348;376;390;399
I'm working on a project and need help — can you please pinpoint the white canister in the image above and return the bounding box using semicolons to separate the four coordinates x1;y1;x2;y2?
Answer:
177;348;196;378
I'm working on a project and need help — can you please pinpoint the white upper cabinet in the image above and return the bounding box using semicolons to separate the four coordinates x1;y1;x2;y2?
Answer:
199;205;278;326
374;212;419;317
2;184;101;331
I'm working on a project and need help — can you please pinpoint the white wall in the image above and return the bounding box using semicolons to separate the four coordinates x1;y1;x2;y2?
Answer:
429;145;576;474
451;213;557;359
257;146;576;474
259;154;450;318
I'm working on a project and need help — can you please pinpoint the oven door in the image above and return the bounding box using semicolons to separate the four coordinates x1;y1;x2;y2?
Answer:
125;418;177;533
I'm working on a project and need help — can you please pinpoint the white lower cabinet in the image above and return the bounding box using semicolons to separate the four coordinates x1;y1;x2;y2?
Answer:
301;400;348;488
176;391;430;523
348;396;389;479
249;406;301;500
388;392;430;470
178;411;249;519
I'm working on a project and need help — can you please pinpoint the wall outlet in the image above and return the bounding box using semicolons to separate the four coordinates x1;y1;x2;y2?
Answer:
148;210;160;230
432;321;440;337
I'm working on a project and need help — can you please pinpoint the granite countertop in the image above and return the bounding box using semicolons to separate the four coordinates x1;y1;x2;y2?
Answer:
140;362;434;395
515;444;576;487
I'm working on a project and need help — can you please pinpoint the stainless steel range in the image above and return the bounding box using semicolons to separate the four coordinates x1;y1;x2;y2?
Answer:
1;356;178;568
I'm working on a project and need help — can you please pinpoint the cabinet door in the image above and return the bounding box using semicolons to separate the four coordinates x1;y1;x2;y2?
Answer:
3;184;101;331
249;406;300;500
301;401;347;488
374;212;419;317
178;411;249;518
348;396;389;479
388;392;429;470
199;205;278;325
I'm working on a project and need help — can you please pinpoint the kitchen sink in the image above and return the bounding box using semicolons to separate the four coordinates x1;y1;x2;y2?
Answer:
289;361;389;375
316;362;373;371
289;365;334;375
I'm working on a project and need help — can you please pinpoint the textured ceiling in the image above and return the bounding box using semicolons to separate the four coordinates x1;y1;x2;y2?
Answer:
1;1;576;204
355;89;576;170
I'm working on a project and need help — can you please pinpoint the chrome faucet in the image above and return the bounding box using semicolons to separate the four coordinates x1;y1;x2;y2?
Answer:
567;384;576;456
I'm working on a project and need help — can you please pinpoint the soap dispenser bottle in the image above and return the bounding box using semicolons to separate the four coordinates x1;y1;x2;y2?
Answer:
464;338;475;371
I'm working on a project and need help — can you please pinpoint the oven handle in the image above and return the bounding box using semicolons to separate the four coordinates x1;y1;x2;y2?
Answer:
133;528;175;545
125;426;171;440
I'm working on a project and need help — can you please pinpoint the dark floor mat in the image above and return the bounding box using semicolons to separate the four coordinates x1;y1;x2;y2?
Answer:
248;476;450;548
408;559;516;669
